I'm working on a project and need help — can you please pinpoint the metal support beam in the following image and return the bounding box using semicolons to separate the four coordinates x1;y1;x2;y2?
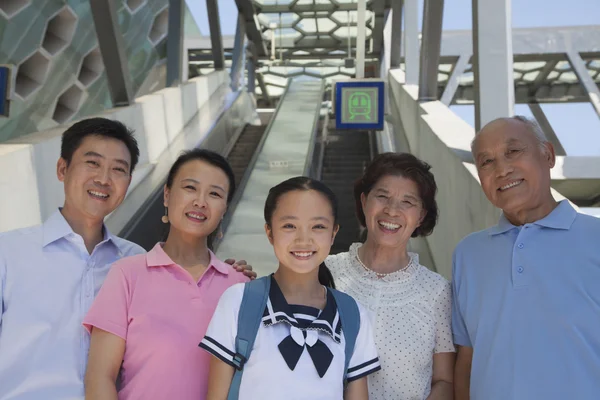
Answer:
90;0;133;106
567;50;600;118
371;0;386;55
356;0;367;79
404;0;419;85
529;60;558;98
418;0;445;101
230;14;247;91
390;0;403;68
206;0;225;70
258;3;359;13
440;54;470;105
528;103;566;156
166;0;184;87
248;57;256;94
256;73;271;106
234;0;268;57
471;0;515;130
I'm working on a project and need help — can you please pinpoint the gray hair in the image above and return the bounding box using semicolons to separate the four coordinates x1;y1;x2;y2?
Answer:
471;115;548;154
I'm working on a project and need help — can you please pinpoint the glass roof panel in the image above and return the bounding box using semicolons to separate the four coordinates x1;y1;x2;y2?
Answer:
257;13;299;28
513;61;546;71
522;71;540;82
296;17;338;33
295;0;332;3
558;71;578;83
330;10;374;25
333;26;372;38
255;0;294;5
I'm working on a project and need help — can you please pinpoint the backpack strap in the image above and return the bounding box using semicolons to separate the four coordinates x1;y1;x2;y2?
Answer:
330;289;361;382
227;276;271;400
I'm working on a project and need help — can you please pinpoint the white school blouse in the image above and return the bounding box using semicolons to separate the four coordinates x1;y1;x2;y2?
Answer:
200;276;381;400
326;243;455;400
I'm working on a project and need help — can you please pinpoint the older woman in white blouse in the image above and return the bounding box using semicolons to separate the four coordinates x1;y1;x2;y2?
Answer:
325;152;455;400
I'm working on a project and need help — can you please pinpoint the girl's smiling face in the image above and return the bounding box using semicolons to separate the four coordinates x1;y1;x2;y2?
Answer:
266;189;338;275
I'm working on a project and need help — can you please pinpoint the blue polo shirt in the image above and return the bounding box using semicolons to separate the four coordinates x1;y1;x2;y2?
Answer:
452;200;600;400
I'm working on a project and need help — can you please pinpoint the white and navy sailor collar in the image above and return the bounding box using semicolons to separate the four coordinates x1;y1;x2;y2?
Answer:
261;275;342;344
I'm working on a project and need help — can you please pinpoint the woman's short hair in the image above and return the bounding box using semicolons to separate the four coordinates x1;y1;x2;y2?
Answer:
353;152;438;237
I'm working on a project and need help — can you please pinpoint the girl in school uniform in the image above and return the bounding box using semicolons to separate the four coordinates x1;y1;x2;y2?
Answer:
200;177;381;400
83;149;253;400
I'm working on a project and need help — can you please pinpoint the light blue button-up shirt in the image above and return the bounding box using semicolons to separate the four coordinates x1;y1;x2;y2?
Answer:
452;200;600;400
0;210;145;399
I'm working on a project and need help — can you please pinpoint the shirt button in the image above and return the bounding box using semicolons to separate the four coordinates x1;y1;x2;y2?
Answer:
517;243;524;249
517;266;524;273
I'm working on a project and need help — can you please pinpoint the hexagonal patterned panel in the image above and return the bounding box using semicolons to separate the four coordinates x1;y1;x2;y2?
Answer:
126;0;148;14
78;47;104;88
52;83;86;124
42;6;78;56
149;7;168;45
0;0;31;19
15;50;51;100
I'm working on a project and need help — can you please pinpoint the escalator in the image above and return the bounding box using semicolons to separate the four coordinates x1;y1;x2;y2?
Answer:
320;126;373;254
227;124;267;187
120;123;268;251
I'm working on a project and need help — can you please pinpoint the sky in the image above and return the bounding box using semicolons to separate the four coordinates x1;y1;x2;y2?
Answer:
186;0;600;155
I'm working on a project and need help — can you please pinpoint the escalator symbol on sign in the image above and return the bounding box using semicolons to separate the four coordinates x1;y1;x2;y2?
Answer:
348;92;371;121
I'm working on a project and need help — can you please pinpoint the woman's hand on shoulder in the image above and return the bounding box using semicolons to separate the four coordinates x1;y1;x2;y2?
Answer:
224;258;257;280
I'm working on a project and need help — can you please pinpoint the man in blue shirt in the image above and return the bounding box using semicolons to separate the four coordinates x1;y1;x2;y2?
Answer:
0;118;146;399
452;116;600;400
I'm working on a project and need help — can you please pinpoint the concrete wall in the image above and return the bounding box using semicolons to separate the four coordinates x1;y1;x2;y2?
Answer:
0;70;231;234
388;69;502;279
387;69;576;278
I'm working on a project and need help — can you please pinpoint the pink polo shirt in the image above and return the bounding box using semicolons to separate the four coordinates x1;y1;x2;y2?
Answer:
83;243;248;400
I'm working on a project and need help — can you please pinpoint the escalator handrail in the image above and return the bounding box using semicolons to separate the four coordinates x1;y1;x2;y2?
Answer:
212;80;293;252
118;89;245;241
302;79;327;178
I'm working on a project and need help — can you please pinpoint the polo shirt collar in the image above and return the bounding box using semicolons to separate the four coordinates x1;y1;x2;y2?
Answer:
42;208;116;248
533;200;576;230
146;242;229;275
489;200;576;236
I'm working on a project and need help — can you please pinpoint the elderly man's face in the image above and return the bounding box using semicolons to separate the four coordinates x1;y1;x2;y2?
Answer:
473;119;555;215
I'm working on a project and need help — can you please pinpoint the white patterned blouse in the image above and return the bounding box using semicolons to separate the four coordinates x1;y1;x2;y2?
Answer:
325;243;455;400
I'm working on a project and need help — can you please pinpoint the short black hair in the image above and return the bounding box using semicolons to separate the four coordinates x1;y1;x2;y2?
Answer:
354;152;438;237
60;117;140;173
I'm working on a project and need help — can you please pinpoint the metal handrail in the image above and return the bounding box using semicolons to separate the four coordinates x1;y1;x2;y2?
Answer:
302;79;327;178
212;80;292;252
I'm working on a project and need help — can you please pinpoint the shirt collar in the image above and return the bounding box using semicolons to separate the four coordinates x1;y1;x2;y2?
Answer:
489;200;576;235
42;208;115;248
146;242;229;275
261;275;342;343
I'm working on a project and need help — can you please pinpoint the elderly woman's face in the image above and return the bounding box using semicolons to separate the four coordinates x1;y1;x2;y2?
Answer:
361;174;424;249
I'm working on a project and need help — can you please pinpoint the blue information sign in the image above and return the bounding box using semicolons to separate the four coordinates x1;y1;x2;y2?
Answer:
334;80;385;130
0;66;10;117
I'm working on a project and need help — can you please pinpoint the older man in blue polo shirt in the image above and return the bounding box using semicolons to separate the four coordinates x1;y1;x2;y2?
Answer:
452;116;600;400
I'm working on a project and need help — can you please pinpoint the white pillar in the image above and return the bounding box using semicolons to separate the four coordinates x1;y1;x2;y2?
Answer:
472;0;515;130
404;0;419;85
356;0;367;78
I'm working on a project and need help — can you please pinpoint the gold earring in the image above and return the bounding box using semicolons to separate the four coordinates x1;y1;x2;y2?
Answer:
161;207;169;223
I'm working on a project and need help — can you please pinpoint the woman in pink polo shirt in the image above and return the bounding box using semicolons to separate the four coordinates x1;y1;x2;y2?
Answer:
83;149;249;400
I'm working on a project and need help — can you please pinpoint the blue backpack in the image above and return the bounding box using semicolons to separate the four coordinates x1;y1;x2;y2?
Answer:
226;276;360;400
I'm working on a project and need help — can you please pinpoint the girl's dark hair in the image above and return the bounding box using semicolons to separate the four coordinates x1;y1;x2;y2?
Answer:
354;152;438;237
165;148;236;249
264;176;338;288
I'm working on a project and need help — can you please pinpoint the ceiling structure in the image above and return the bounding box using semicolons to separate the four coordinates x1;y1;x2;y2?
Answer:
187;3;600;111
